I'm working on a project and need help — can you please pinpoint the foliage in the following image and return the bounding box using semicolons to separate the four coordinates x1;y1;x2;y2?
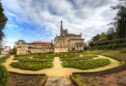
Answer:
85;50;125;62
0;55;11;63
11;61;53;70
0;65;8;86
60;53;97;61
62;58;110;69
15;53;56;63
0;2;7;41
89;0;126;49
112;0;126;38
15;53;55;60
15;57;53;62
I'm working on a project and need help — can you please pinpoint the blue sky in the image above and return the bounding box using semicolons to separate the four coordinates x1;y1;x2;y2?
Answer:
1;0;118;47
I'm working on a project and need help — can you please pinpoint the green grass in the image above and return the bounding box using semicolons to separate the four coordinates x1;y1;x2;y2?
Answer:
62;58;110;69
0;55;11;63
0;65;9;86
80;50;126;62
11;61;53;70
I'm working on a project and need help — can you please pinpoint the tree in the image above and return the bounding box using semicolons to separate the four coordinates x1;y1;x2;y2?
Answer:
106;28;116;40
113;0;126;38
0;1;7;42
98;33;108;41
92;34;100;42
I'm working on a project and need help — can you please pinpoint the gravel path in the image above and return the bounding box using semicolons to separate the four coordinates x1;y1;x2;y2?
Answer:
44;76;76;86
2;55;122;77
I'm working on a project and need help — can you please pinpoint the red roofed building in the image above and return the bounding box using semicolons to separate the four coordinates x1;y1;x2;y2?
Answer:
16;40;54;55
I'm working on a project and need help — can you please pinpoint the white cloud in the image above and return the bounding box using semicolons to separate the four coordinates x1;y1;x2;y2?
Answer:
1;0;119;46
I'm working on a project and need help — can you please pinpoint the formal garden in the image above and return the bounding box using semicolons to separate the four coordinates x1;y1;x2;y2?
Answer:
0;49;125;86
5;50;124;72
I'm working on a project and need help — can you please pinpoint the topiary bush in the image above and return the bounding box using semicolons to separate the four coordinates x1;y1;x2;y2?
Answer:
0;65;8;86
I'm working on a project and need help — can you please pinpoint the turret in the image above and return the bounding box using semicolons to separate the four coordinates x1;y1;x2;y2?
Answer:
60;21;63;36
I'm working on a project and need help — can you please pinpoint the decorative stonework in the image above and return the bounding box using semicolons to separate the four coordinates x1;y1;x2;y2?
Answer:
54;21;85;53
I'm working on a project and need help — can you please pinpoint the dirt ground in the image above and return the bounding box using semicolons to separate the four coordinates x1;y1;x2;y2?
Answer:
7;73;46;86
81;69;126;86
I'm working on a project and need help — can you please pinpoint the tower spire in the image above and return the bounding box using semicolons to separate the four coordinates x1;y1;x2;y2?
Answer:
60;20;63;36
60;20;63;30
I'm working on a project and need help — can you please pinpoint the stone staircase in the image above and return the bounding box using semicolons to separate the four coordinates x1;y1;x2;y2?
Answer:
44;76;76;86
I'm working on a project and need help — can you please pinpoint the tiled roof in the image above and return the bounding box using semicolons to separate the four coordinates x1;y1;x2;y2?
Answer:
31;42;51;46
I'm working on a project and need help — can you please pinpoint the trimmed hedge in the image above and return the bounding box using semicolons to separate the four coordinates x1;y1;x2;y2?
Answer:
11;61;53;70
60;56;95;61
59;53;97;61
0;65;8;86
62;58;110;69
15;57;53;62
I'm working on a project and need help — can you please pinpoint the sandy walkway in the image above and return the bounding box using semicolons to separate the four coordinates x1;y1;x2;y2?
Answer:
2;55;122;77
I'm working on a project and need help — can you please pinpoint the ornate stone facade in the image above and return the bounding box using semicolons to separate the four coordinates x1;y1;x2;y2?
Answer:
16;40;54;55
54;21;85;53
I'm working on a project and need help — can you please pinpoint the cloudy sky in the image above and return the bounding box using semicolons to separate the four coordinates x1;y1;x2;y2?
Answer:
1;0;118;47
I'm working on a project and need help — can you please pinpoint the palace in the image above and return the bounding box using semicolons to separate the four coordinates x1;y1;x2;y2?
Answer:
16;40;54;55
54;21;85;53
16;21;85;55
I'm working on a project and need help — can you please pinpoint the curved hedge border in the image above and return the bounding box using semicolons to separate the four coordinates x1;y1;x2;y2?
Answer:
15;57;53;62
11;61;53;70
72;61;125;76
62;58;110;69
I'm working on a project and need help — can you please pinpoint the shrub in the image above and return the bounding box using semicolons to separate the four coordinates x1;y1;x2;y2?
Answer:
62;58;110;69
15;57;53;62
60;53;97;61
0;65;8;86
11;61;53;70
